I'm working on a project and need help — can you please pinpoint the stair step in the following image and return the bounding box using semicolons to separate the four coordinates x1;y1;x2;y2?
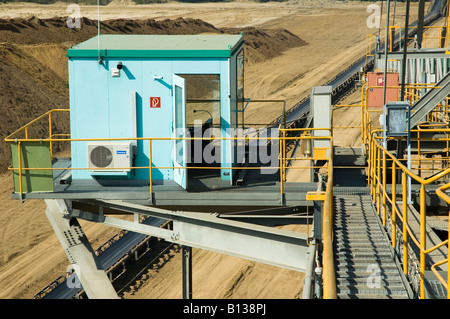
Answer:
337;283;407;292
335;223;379;227
334;229;383;234
335;261;398;269
335;253;393;260
335;249;392;255
337;289;408;299
336;239;385;243
336;272;402;279
335;216;379;220
337;293;408;299
335;231;384;236
334;222;379;226
335;257;397;264
335;240;390;246
335;211;376;214
336;276;404;285
334;235;386;241
335;221;380;225
335;265;399;273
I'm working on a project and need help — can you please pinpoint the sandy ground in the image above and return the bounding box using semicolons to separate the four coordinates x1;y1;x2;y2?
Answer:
0;0;425;299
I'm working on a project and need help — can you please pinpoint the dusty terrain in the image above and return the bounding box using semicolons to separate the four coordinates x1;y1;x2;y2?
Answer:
0;0;423;299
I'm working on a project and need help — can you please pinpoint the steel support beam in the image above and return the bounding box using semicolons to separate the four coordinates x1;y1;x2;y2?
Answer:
182;246;193;299
44;199;119;299
71;200;310;272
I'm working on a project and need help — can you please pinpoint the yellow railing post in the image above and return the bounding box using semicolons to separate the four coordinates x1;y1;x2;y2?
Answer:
279;130;284;195
371;137;376;200
418;130;421;177
49;111;53;160
369;136;373;197
377;147;381;215
149;139;153;195
402;171;408;275
368;136;372;194
361;83;366;149
283;129;286;182
392;161;397;249
382;152;387;226
17;141;23;200
420;184;427;299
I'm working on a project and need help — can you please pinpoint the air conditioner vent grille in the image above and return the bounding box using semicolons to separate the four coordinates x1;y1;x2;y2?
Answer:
90;145;113;168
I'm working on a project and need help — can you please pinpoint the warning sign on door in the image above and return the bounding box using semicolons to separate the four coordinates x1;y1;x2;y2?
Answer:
150;97;161;108
377;77;384;86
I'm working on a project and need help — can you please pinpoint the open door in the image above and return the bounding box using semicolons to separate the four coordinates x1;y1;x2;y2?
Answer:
173;74;188;189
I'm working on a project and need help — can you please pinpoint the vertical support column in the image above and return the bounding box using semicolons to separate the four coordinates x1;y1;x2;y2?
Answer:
182;245;192;299
391;161;397;249
313;200;323;243
45;199;118;299
402;172;409;275
310;86;332;182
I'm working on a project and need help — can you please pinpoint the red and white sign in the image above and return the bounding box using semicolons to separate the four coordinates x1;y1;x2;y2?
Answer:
150;97;161;108
377;76;384;86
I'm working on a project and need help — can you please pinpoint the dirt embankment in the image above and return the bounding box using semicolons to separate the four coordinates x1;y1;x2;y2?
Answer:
0;16;306;172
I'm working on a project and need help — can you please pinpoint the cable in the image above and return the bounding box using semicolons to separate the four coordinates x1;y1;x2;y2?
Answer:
98;0;102;64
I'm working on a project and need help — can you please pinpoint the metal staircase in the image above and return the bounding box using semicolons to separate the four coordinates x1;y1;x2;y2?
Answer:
333;195;412;299
410;71;450;128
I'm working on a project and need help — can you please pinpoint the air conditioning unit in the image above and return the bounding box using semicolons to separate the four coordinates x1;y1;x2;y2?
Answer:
87;142;132;175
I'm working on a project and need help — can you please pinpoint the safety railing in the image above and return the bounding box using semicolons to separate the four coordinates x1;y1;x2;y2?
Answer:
4;110;333;197
5;109;71;160
368;129;450;299
388;25;449;50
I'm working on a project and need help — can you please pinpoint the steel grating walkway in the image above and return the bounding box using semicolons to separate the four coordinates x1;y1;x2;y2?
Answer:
333;194;412;299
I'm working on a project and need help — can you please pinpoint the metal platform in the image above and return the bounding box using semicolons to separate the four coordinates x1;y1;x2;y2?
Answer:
11;157;318;208
333;146;368;189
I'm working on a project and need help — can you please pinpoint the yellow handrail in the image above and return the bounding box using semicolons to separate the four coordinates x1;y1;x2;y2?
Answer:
4;109;333;201
369;129;450;298
322;138;336;299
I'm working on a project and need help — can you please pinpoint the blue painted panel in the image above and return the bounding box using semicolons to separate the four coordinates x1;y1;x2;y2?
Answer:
69;58;109;179
107;59;141;140
137;59;174;181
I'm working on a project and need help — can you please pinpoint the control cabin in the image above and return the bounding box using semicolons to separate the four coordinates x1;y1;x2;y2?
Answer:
67;34;245;189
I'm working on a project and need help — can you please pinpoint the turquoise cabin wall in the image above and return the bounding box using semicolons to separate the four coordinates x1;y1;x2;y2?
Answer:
68;56;233;183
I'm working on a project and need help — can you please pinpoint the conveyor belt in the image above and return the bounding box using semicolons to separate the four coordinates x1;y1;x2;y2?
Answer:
281;0;446;128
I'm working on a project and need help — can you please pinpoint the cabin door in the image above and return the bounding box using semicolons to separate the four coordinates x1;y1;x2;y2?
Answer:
173;74;188;189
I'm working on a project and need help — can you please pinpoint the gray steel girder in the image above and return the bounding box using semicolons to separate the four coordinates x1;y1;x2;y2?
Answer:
70;199;310;272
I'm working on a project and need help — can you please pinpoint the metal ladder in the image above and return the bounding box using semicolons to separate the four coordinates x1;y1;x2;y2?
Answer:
333;194;412;299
